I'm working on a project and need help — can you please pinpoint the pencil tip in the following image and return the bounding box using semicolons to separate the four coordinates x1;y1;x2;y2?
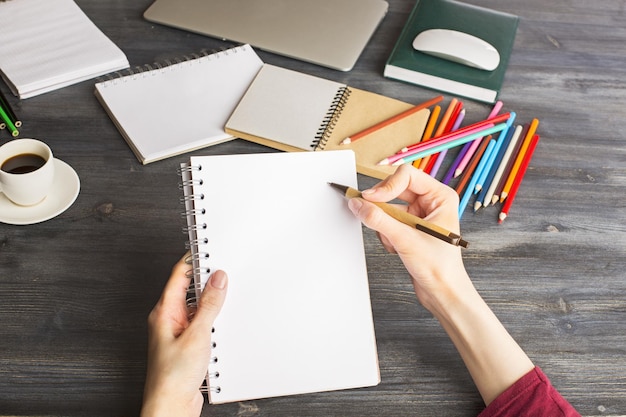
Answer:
341;138;351;145
498;213;506;223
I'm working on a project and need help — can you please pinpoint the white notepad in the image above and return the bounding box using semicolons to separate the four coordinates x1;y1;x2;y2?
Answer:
0;0;129;99
180;150;380;404
95;44;263;164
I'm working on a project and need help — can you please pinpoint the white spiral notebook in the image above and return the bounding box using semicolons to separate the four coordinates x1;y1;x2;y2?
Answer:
94;44;263;164
180;150;380;404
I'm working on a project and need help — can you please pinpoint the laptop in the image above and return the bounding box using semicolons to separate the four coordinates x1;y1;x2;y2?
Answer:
144;0;388;71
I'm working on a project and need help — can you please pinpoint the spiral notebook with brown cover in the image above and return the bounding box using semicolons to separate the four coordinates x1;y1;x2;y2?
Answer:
225;64;430;180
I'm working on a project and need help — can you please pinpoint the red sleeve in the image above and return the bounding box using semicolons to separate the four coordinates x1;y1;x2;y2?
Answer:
478;366;581;417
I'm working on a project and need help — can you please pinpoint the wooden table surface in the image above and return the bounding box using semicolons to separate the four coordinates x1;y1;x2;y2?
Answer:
1;1;625;416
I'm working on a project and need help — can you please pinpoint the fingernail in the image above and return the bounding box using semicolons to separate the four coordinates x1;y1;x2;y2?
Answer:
210;271;227;289
348;197;363;215
361;188;375;196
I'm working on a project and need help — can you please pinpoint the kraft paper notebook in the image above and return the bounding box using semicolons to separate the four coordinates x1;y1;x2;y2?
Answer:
225;64;430;180
180;150;380;403
0;0;129;99
384;0;519;103
94;45;263;164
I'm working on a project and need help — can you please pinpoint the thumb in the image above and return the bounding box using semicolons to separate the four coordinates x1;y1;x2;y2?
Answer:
193;270;228;329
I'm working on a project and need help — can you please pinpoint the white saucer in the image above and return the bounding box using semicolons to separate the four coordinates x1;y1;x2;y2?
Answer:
0;158;80;225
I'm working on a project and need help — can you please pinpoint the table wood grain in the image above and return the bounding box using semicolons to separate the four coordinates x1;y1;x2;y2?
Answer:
1;1;625;416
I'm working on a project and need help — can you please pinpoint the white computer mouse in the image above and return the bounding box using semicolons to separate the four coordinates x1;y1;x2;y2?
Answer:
412;28;500;71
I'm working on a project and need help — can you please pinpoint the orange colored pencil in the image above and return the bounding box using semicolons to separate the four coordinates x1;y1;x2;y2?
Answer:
341;95;443;145
454;135;491;196
500;118;539;202
425;101;463;174
499;134;540;223
412;105;441;168
419;98;457;170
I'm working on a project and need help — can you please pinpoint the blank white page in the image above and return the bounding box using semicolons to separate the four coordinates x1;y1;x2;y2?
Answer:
95;45;263;164
185;150;379;404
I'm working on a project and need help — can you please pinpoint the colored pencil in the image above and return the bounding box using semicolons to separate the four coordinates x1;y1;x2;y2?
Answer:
499;134;541;223
493;124;528;203
340;95;443;145
442;139;472;185
380;123;493;166
484;124;523;207
418;98;457;170
500;118;539;202
473;112;517;194
412;105;441;168
455;136;491;196
452;101;503;179
389;123;507;166
0;89;21;128
430;108;465;178
458;138;497;219
0;104;18;137
401;112;511;154
474;119;516;211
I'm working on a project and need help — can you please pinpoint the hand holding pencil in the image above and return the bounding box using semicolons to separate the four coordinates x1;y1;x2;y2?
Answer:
339;164;469;302
337;163;468;248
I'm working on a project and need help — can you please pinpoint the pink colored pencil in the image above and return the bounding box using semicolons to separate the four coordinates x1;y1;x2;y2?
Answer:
379;123;495;166
453;101;503;178
430;109;466;178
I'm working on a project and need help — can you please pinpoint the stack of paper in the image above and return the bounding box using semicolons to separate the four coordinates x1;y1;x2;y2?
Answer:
0;0;129;99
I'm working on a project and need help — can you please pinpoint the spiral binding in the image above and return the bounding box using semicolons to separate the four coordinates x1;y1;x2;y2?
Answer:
179;161;222;396
95;44;248;86
312;86;352;150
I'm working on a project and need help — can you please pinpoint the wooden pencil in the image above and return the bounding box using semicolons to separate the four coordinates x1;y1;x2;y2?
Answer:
329;182;469;248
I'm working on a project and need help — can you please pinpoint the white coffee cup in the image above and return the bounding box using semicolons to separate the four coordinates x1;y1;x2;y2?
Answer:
0;138;55;206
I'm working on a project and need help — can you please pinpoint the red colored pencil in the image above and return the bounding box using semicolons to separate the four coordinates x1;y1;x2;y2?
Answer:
341;95;443;145
402;112;511;153
498;134;541;223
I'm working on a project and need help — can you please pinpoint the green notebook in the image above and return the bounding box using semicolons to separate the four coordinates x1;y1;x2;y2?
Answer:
384;0;519;103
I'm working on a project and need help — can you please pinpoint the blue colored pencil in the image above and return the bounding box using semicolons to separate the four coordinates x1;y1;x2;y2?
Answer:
473;112;516;195
458;138;496;219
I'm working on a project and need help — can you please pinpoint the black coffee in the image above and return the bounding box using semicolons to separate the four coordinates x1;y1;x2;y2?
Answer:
1;153;47;174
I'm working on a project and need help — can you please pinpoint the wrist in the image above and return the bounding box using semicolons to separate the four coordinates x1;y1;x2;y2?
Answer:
141;389;203;417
